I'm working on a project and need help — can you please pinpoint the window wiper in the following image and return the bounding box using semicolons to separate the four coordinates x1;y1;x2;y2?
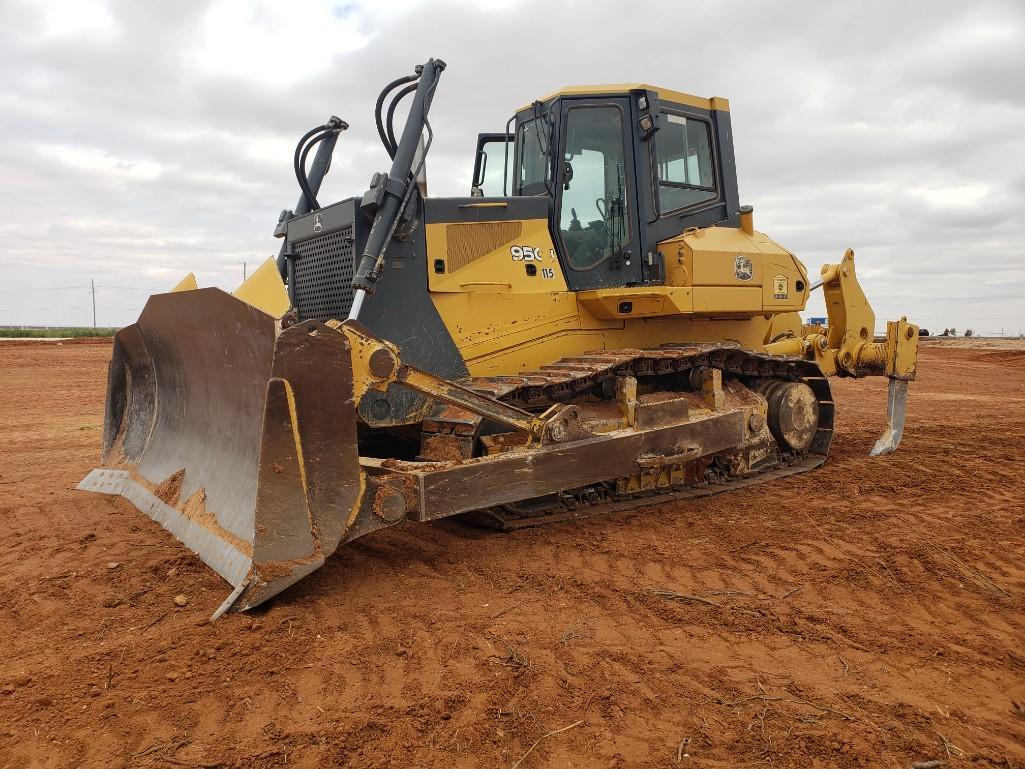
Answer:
531;101;555;196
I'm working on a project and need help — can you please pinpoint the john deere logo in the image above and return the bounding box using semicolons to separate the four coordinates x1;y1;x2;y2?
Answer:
313;213;323;233
734;255;753;281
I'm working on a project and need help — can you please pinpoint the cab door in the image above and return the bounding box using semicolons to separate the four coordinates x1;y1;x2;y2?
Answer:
555;98;644;289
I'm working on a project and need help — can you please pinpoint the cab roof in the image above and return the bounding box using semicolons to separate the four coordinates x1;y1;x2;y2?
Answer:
518;84;729;113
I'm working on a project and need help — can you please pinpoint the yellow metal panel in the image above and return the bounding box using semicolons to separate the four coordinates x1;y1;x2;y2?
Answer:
822;249;874;350
577;287;693;319
519;84;729;113
424;213;913;392
433;285;776;376
659;226;812;314
678;227;764;287
427;218;567;293
427;220;808;377
761;252;807;310
232;257;290;318
432;292;584;362
663;239;692;286
693;287;763;313
459;318;778;378
889;318;919;380
170;273;198;292
764;312;804;345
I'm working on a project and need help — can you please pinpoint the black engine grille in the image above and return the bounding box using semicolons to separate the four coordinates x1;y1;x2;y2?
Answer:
292;226;356;322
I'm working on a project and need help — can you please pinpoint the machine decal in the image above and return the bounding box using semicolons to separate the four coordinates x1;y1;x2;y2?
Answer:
773;274;788;299
313;213;323;233
511;245;543;261
735;255;754;281
541;267;555;279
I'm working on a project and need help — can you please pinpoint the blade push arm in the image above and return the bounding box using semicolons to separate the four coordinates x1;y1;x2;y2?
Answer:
765;249;919;455
330;319;584;446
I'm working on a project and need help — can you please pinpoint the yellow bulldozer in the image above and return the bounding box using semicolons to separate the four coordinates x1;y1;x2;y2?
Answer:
79;59;918;618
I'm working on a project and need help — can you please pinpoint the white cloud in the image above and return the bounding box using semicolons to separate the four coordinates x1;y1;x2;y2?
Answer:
188;0;428;84
914;184;989;209
47;144;164;180
191;0;368;83
37;0;117;39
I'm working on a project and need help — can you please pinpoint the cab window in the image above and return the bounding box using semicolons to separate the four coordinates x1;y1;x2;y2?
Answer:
655;114;717;213
558;105;630;270
515;118;550;195
471;135;512;196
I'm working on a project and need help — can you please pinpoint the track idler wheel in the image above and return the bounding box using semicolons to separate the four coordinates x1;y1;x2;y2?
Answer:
762;381;819;452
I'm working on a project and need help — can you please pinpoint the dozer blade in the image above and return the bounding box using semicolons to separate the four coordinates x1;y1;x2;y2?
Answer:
78;288;363;618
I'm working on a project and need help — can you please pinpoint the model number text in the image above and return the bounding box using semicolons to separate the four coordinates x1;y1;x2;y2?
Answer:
510;245;543;261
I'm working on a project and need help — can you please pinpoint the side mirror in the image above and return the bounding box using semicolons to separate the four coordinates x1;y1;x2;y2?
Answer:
472;149;488;189
562;161;574;190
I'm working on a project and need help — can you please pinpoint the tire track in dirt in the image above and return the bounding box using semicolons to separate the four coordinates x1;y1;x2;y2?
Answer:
2;342;1025;766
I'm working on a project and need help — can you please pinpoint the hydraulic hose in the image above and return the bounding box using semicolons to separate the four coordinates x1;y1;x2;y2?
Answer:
275;116;347;281
375;74;418;158
385;82;419;160
297;131;331;210
293;124;335;211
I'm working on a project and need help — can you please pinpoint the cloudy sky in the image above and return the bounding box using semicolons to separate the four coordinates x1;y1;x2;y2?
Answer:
1;0;1022;333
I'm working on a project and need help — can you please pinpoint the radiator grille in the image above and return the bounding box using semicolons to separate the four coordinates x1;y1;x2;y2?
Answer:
446;221;522;272
292;226;355;322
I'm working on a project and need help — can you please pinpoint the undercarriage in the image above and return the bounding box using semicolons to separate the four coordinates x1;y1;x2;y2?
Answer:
374;343;833;530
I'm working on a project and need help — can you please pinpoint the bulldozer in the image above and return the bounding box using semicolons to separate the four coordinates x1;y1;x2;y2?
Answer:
79;59;919;618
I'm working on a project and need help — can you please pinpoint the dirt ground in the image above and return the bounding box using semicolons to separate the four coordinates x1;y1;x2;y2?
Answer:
1;339;1023;769
920;337;1025;350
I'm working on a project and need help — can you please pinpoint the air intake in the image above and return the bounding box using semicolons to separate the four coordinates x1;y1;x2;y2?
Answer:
445;221;522;272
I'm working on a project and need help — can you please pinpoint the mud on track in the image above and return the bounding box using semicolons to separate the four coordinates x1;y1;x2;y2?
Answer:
1;340;1023;768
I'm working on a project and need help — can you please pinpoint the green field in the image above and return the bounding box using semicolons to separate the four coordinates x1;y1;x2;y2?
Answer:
0;327;118;338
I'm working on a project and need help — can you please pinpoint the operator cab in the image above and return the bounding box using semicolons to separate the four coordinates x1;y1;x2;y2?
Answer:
471;86;739;291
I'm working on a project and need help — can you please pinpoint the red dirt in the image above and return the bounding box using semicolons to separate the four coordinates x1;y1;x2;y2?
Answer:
1;342;1023;768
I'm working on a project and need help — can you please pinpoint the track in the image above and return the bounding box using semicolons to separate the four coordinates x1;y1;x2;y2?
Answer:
458;344;832;529
462;342;827;411
468;453;827;530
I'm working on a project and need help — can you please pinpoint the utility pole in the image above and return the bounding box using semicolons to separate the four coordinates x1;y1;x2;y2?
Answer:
91;279;96;328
